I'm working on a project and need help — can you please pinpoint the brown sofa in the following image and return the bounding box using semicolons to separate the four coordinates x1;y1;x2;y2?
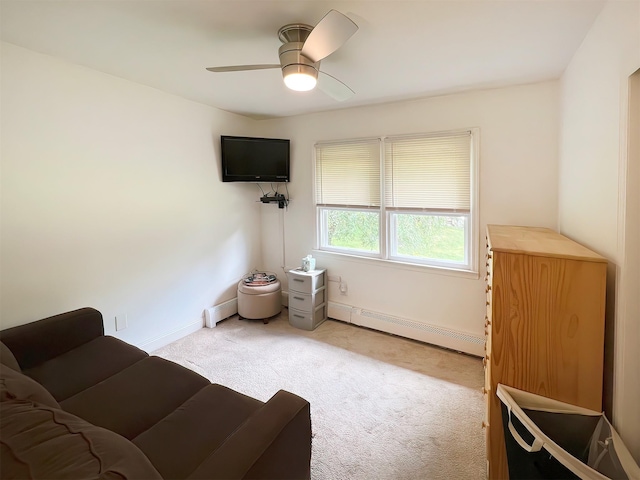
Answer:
0;308;312;479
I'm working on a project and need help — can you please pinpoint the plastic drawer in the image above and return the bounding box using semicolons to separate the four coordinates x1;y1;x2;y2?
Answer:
287;269;325;293
289;305;327;331
289;287;325;311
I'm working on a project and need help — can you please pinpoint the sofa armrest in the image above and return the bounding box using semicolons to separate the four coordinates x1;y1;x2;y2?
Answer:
0;308;104;370
188;390;312;480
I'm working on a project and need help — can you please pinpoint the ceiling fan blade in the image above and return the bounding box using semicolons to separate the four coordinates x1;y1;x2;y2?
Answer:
318;71;354;102
206;64;280;72
301;10;358;63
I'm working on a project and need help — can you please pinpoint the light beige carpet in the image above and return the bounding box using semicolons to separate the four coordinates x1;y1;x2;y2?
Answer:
153;312;486;479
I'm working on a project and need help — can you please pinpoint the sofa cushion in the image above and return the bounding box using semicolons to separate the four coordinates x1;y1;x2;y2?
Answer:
24;335;148;401
0;400;162;479
1;364;59;409
133;384;263;479
61;356;210;439
0;341;20;371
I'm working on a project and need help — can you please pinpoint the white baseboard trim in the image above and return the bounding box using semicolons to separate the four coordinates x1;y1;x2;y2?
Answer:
328;301;484;357
139;319;203;353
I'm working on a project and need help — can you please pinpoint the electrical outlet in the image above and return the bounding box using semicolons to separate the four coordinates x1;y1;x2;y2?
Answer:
115;314;127;331
339;282;348;295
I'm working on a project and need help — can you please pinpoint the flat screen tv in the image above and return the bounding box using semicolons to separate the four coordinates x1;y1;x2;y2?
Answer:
221;135;290;182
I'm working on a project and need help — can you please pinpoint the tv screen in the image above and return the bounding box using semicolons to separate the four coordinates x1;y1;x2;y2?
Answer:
221;136;290;182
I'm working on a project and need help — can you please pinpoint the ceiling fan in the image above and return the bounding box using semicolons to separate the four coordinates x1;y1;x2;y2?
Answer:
206;10;358;101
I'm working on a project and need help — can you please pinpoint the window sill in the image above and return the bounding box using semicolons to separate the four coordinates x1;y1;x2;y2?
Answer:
311;249;480;280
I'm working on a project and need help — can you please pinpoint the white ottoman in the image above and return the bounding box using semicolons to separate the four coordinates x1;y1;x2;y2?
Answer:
237;279;282;323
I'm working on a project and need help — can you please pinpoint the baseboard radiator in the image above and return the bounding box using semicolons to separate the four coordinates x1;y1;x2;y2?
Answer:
204;291;288;327
204;298;238;328
205;297;484;356
328;302;484;357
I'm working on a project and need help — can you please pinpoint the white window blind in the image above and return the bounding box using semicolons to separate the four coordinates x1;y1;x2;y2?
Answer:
315;139;381;207
384;132;471;212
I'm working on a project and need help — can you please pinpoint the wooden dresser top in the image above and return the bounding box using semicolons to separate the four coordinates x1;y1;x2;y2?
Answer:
486;225;607;263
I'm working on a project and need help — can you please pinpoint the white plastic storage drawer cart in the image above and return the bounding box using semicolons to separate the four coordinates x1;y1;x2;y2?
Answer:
287;268;327;331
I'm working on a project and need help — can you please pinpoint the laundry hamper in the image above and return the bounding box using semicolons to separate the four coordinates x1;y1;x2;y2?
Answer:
497;384;640;480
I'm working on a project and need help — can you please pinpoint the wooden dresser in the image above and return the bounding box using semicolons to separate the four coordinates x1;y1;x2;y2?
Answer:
484;225;607;479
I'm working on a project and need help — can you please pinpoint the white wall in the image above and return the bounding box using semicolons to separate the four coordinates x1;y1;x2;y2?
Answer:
559;0;640;460
255;81;559;353
0;43;260;350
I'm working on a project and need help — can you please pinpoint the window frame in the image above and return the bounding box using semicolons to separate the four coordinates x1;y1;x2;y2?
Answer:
314;128;479;274
387;210;472;269
317;206;382;258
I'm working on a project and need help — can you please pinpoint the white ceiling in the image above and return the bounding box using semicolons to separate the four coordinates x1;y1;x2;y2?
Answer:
0;0;605;119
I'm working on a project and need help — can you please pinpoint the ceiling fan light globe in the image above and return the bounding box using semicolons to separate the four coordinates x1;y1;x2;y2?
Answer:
282;64;318;91
285;73;317;91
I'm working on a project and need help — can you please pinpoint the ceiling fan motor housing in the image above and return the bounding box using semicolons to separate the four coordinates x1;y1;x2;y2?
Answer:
279;42;320;80
277;24;319;82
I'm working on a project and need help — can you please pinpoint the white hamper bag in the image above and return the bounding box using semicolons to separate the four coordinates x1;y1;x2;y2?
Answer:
497;384;640;480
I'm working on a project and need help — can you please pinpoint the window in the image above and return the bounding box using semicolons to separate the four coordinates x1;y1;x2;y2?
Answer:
315;130;478;272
